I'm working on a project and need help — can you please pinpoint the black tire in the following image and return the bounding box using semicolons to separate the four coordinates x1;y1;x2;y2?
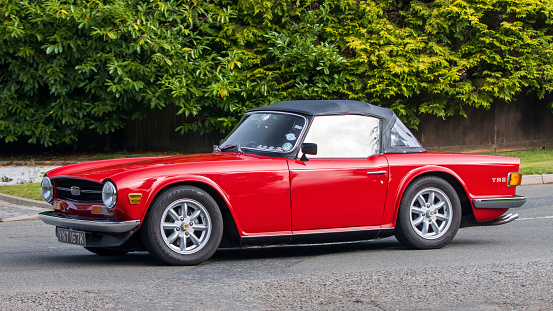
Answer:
84;247;128;256
395;176;461;249
141;185;223;265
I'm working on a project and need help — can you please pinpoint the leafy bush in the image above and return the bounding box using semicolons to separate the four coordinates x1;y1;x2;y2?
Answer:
1;0;552;146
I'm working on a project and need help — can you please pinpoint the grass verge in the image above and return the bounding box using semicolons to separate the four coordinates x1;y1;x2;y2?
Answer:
0;182;42;201
481;148;553;175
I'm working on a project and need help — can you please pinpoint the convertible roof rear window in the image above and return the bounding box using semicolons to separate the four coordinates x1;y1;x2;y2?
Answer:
391;119;422;148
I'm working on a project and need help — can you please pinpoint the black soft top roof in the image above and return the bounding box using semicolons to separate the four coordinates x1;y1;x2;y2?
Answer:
248;100;425;154
249;99;394;119
249;99;397;133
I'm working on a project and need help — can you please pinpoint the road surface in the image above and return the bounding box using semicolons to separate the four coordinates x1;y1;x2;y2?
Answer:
0;184;551;310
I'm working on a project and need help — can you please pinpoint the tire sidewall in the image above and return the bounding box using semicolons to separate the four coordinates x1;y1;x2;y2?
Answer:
141;186;223;265
396;176;461;249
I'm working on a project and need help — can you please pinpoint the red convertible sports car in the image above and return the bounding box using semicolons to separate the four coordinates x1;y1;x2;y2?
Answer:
39;100;526;265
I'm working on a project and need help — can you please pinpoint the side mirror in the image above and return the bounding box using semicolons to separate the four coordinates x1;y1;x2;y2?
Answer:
300;143;317;161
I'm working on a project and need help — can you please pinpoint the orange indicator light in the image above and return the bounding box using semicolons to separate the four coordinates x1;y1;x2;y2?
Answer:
54;201;67;211
91;205;104;215
508;173;522;186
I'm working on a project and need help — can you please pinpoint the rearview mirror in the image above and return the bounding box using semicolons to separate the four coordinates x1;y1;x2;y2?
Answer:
300;143;317;161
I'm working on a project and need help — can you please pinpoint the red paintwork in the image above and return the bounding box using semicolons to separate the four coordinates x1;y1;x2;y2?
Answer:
382;152;517;223
46;150;521;236
289;156;389;231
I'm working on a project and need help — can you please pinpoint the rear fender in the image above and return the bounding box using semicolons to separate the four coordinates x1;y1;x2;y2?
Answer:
383;166;471;227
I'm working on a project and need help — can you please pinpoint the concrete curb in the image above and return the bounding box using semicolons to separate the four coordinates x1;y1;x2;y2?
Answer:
521;174;553;186
0;215;40;222
0;192;51;209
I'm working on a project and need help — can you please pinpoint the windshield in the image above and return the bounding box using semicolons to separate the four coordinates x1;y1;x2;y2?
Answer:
220;112;307;153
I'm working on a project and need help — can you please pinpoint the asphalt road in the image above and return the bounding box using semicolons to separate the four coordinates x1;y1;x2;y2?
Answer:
0;184;551;310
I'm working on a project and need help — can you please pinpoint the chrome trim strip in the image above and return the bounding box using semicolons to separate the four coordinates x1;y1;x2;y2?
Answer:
242;227;386;239
366;171;386;175
38;211;140;233
58;187;102;194
472;195;526;209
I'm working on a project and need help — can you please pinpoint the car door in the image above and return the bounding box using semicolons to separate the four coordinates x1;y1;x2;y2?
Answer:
288;115;389;231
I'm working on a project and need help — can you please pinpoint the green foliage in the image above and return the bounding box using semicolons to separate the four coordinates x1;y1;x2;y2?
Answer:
1;0;553;146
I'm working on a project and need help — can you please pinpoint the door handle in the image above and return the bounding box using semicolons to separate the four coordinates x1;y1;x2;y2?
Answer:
366;171;386;175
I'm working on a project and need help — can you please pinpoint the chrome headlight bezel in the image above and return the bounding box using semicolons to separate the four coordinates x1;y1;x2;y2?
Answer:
102;181;117;209
41;176;54;202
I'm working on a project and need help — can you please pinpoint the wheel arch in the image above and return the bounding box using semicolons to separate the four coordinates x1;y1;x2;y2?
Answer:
391;169;473;227
141;181;242;248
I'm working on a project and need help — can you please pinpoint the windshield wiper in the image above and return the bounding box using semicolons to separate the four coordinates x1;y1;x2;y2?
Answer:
213;144;242;153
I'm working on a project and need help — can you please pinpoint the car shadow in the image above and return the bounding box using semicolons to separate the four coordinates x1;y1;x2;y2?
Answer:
36;235;490;267
34;237;404;267
211;237;406;261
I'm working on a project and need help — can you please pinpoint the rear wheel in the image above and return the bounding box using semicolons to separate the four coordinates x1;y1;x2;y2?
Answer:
395;176;461;249
141;186;223;265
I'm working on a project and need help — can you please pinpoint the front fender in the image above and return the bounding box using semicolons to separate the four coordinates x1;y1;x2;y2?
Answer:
116;175;238;233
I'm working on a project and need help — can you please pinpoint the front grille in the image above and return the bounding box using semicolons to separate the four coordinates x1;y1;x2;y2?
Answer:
55;178;103;203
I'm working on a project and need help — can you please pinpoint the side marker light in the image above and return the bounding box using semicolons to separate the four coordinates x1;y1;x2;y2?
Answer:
128;194;142;204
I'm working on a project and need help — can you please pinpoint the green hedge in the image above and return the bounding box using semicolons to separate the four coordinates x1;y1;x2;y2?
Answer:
1;0;552;146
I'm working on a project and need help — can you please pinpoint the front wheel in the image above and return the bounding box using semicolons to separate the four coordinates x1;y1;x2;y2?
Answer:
141;186;223;265
395;176;461;249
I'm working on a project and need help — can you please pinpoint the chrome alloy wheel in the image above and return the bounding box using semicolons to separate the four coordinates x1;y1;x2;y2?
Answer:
409;187;453;240
160;199;212;254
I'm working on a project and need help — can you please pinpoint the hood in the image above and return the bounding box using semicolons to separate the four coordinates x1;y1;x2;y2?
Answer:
46;153;250;182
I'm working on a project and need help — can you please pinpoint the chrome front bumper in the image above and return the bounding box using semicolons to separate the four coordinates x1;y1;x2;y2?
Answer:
472;195;526;209
38;211;140;233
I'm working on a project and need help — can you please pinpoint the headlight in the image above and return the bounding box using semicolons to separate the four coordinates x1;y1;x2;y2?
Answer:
41;176;54;202
102;181;117;209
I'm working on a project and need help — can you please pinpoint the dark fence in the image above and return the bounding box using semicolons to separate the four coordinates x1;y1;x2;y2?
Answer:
413;94;553;153
123;105;225;154
2;95;551;155
121;94;553;154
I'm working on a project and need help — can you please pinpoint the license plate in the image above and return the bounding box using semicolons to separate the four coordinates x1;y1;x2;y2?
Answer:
57;227;86;246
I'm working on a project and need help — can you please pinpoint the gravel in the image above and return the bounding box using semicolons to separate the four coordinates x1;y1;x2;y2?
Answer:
0;291;117;311
0;164;60;186
0;260;550;310
245;261;553;310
